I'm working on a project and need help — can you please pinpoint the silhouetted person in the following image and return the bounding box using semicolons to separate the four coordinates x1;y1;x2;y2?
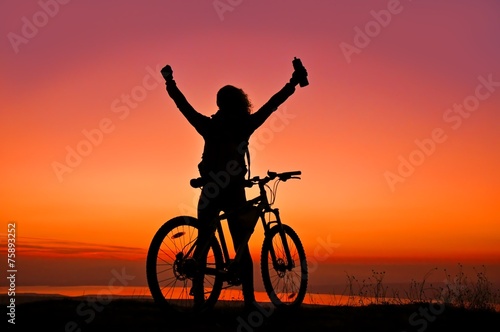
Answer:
161;62;307;310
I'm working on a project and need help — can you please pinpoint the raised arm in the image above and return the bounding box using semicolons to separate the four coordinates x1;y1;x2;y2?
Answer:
250;82;296;130
161;65;209;136
251;59;308;130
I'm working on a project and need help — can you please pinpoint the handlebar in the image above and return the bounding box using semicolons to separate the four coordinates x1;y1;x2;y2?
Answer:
189;170;301;188
246;170;301;188
267;170;301;180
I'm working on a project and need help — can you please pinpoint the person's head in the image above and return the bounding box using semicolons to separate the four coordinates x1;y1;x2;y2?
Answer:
216;85;252;115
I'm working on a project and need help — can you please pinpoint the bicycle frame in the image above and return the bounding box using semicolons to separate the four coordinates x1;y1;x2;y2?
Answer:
187;177;296;280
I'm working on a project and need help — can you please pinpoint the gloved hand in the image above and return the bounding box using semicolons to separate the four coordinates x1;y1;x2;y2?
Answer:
161;65;173;82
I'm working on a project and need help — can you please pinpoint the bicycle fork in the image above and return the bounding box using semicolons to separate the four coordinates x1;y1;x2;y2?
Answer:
268;208;295;270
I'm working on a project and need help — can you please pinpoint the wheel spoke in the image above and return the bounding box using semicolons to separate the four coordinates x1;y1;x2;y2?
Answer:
262;225;308;307
147;216;224;313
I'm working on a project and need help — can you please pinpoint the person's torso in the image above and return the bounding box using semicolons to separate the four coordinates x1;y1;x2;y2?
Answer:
198;111;252;178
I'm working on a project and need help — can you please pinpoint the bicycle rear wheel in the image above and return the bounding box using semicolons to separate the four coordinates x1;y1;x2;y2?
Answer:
261;224;308;308
146;216;223;313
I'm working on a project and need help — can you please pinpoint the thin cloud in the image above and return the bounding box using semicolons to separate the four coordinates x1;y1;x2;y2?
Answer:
1;236;146;260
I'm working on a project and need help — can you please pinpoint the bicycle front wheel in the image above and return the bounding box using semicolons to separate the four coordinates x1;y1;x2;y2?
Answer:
146;216;223;313
261;224;308;308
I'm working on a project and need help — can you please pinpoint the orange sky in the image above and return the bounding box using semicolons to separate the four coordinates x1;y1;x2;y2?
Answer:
1;0;499;290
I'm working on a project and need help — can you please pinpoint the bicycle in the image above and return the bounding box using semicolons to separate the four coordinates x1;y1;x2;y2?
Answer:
146;170;308;313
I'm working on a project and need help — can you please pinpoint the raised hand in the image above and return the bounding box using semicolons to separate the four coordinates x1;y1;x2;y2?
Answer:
161;65;173;82
291;57;308;87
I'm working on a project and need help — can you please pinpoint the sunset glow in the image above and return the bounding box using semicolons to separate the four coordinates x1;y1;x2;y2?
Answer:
1;0;499;293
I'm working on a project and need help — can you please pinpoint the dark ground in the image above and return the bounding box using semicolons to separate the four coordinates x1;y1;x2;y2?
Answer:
3;295;500;331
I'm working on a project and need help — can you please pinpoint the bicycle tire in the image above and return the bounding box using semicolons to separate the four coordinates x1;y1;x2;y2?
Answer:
261;224;308;308
146;216;224;313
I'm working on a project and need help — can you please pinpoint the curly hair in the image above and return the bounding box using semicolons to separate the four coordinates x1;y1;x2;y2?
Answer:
216;85;253;115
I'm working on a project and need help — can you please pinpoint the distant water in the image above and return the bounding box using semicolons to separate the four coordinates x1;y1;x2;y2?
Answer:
4;285;499;310
1;285;409;306
2;286;370;306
